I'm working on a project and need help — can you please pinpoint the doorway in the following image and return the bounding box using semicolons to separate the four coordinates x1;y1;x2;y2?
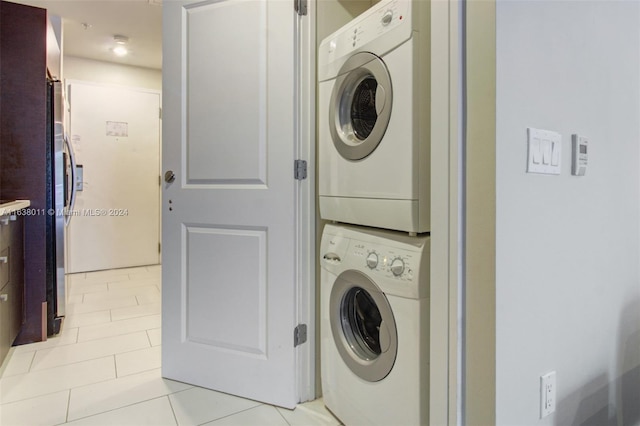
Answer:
65;80;161;274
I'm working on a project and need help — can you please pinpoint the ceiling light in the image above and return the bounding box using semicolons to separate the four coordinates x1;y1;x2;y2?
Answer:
112;35;130;57
113;46;128;56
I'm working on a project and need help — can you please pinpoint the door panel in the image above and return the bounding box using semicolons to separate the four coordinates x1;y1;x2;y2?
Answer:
185;225;267;355
162;0;307;408
186;1;267;184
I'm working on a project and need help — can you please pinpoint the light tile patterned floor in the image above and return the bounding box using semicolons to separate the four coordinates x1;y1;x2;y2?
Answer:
0;266;339;426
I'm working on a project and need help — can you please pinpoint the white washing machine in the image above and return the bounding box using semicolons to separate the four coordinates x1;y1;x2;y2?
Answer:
318;0;431;233
320;223;429;425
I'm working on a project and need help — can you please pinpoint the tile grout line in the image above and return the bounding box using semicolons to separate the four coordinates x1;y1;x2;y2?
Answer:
166;394;180;425
0;387;74;408
66;395;172;424
197;404;268;426
75;327;160;345
67;299;142;317
65;388;72;423
111;309;162;323
11;334;82;355
113;354;119;378
26;349;36;373
6;353;118;378
117;366;160;379
275;404;294;426
24;341;155;374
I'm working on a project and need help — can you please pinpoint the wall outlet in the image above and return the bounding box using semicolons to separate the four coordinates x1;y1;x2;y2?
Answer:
540;371;556;418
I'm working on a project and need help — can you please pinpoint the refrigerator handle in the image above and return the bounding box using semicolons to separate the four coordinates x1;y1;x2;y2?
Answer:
64;134;78;226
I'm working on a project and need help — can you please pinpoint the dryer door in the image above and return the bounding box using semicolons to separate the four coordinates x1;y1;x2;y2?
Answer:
329;52;392;161
330;270;397;382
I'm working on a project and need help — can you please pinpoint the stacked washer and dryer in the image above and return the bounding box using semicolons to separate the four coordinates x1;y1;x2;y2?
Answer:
318;0;432;425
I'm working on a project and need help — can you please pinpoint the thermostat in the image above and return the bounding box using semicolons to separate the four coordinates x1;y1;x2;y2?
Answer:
571;134;588;176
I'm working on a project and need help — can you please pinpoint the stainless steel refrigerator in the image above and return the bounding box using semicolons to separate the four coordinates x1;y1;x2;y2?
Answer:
46;78;78;335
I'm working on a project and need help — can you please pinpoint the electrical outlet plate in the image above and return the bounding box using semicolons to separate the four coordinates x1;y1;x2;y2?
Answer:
540;371;556;418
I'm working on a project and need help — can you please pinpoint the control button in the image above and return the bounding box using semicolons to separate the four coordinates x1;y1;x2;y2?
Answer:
323;253;341;264
390;258;405;276
366;252;379;269
381;10;393;25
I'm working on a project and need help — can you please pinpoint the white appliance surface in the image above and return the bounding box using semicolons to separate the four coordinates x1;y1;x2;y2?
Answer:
320;223;430;425
318;0;431;233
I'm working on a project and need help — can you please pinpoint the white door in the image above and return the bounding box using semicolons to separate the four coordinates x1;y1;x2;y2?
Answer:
162;0;315;409
67;82;161;273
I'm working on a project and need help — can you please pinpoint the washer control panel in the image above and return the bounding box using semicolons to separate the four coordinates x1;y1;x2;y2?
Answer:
320;224;429;298
352;243;416;282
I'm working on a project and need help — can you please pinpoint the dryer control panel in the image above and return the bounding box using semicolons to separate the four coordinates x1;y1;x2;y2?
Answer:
318;0;414;81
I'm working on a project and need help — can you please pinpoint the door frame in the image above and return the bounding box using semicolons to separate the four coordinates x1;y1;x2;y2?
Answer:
294;0;316;402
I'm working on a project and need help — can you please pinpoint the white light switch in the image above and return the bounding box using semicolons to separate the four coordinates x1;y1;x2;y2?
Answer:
527;128;561;175
541;140;551;165
551;141;560;166
532;139;541;164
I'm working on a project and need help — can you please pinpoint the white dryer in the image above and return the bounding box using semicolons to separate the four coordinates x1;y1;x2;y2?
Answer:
318;0;431;233
320;224;430;425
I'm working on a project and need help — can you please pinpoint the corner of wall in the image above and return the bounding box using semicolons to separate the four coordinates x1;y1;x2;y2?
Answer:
465;0;496;423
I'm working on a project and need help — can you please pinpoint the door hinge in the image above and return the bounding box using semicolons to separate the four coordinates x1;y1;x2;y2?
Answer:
294;160;307;180
294;324;307;347
159;107;162;119
294;0;307;16
158;242;161;254
159;175;161;186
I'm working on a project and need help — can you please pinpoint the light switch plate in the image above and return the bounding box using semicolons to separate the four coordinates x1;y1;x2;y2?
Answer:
527;128;562;175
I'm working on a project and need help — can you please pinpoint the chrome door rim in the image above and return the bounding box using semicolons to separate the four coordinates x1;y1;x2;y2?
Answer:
329;270;397;382
329;52;392;161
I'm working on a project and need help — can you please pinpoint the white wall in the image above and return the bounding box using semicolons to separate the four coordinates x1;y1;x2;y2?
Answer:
63;56;161;91
316;0;372;43
495;1;640;424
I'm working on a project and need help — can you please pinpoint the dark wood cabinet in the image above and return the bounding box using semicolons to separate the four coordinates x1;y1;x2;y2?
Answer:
0;1;48;344
0;213;24;364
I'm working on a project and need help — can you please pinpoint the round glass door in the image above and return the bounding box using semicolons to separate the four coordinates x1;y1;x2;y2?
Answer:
350;77;378;141
329;52;392;161
330;270;397;382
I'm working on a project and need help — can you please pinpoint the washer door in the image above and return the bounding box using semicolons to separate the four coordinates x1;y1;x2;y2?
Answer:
329;52;392;161
330;270;397;382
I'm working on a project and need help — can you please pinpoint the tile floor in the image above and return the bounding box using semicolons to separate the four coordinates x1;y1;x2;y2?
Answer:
0;266;340;426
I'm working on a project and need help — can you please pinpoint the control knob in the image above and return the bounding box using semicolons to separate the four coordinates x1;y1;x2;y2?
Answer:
390;258;405;276
366;252;378;269
381;10;394;25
